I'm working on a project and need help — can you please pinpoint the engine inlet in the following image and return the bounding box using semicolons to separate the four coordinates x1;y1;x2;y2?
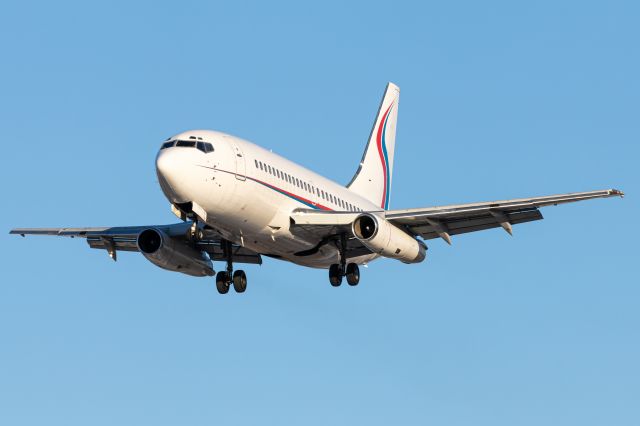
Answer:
137;229;162;254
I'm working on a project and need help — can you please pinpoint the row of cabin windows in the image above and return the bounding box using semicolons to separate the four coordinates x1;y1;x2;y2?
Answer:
254;159;362;211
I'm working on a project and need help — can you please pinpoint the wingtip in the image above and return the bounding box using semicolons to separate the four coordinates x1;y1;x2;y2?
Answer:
610;188;625;198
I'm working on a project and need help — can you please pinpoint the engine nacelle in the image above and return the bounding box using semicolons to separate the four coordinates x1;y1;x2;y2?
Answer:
137;228;215;277
352;213;427;264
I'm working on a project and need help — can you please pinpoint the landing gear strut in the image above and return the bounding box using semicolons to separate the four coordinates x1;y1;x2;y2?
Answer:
328;233;360;287
215;239;247;294
188;218;204;241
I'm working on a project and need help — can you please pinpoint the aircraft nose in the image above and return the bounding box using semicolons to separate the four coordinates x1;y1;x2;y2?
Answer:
156;150;190;203
156;150;174;179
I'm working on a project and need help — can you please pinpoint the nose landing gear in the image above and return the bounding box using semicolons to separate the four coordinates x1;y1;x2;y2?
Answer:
215;239;248;295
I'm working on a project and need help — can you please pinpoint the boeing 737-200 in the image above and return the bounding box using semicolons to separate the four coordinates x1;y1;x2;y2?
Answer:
11;83;624;294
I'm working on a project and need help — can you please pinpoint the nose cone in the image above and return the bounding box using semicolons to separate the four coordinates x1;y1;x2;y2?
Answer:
156;150;191;203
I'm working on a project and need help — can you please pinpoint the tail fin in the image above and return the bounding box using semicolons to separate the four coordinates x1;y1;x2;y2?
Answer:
347;82;400;210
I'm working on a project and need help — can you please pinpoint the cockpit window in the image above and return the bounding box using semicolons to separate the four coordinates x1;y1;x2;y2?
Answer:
196;141;214;153
176;140;196;148
162;139;214;153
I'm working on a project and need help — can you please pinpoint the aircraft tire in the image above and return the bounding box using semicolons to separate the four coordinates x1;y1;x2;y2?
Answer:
346;263;360;286
233;270;247;293
216;271;230;294
329;264;343;287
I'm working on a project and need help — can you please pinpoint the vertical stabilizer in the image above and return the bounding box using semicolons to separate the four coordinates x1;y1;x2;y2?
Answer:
347;82;399;210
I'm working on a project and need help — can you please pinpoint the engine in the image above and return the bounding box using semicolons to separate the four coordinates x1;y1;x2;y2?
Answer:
352;213;426;264
137;228;215;277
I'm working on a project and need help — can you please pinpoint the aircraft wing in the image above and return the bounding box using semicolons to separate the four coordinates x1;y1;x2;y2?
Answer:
10;222;262;264
385;189;623;243
290;189;623;249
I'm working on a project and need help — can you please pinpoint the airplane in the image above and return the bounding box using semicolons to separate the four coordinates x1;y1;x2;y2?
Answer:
11;82;624;294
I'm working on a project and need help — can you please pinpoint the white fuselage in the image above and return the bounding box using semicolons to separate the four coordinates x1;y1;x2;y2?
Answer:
156;130;381;268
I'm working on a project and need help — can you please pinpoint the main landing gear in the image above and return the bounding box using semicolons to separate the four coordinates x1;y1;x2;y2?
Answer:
328;233;360;287
188;219;247;295
215;239;247;294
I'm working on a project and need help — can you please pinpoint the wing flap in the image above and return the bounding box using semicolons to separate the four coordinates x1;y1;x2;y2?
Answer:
87;237;139;252
409;208;543;240
197;242;263;265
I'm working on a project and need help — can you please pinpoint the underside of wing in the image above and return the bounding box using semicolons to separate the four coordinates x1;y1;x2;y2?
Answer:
197;240;263;264
394;206;543;242
386;189;624;243
10;223;262;265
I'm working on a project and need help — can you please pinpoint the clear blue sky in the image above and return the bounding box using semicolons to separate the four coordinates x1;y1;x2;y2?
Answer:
1;1;638;425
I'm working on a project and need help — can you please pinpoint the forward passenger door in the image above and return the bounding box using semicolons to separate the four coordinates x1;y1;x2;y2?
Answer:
232;143;246;181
